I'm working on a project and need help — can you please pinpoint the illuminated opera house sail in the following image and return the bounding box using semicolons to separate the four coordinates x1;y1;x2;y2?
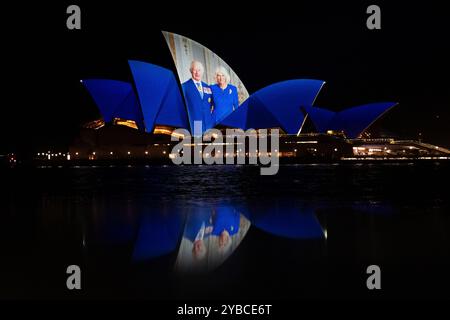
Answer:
82;32;396;137
69;31;449;161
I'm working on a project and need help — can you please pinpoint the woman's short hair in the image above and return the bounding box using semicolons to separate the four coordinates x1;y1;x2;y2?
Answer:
215;66;231;84
218;232;233;255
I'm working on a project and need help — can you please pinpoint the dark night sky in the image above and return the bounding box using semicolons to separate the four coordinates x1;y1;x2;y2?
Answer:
2;1;449;154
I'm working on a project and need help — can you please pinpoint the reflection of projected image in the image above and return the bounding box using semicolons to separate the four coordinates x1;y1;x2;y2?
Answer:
163;31;249;132
174;206;250;274
210;206;240;254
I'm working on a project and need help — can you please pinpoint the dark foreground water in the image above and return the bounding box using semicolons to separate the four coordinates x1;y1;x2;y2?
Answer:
1;162;449;300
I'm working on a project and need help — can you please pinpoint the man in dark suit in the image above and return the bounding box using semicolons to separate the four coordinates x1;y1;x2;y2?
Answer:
182;60;214;134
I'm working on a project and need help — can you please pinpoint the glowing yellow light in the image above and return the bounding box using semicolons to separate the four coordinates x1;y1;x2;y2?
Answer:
110;152;113;155
154;128;171;135
113;118;138;129
145;151;148;155
172;132;184;139
127;151;131;155
84;119;105;130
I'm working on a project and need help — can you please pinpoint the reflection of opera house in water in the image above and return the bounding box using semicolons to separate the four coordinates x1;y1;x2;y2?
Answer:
131;201;327;273
129;199;395;273
53;31;449;163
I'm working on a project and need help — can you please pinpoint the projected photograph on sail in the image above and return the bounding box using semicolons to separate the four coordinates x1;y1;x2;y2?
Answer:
163;31;249;132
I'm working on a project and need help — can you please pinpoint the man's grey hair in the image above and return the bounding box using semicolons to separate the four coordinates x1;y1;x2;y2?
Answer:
190;60;204;73
193;240;207;260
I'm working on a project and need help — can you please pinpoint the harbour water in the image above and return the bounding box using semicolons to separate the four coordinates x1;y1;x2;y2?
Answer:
1;162;449;299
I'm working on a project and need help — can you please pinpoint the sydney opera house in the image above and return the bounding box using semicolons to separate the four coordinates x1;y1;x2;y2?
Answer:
46;31;448;163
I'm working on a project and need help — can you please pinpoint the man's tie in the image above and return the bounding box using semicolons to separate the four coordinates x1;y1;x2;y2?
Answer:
196;82;203;99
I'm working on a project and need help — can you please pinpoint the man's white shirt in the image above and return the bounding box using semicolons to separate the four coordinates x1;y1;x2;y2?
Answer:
194;80;203;98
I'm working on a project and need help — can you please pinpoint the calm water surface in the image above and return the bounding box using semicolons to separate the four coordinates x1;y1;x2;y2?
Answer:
1;162;449;299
